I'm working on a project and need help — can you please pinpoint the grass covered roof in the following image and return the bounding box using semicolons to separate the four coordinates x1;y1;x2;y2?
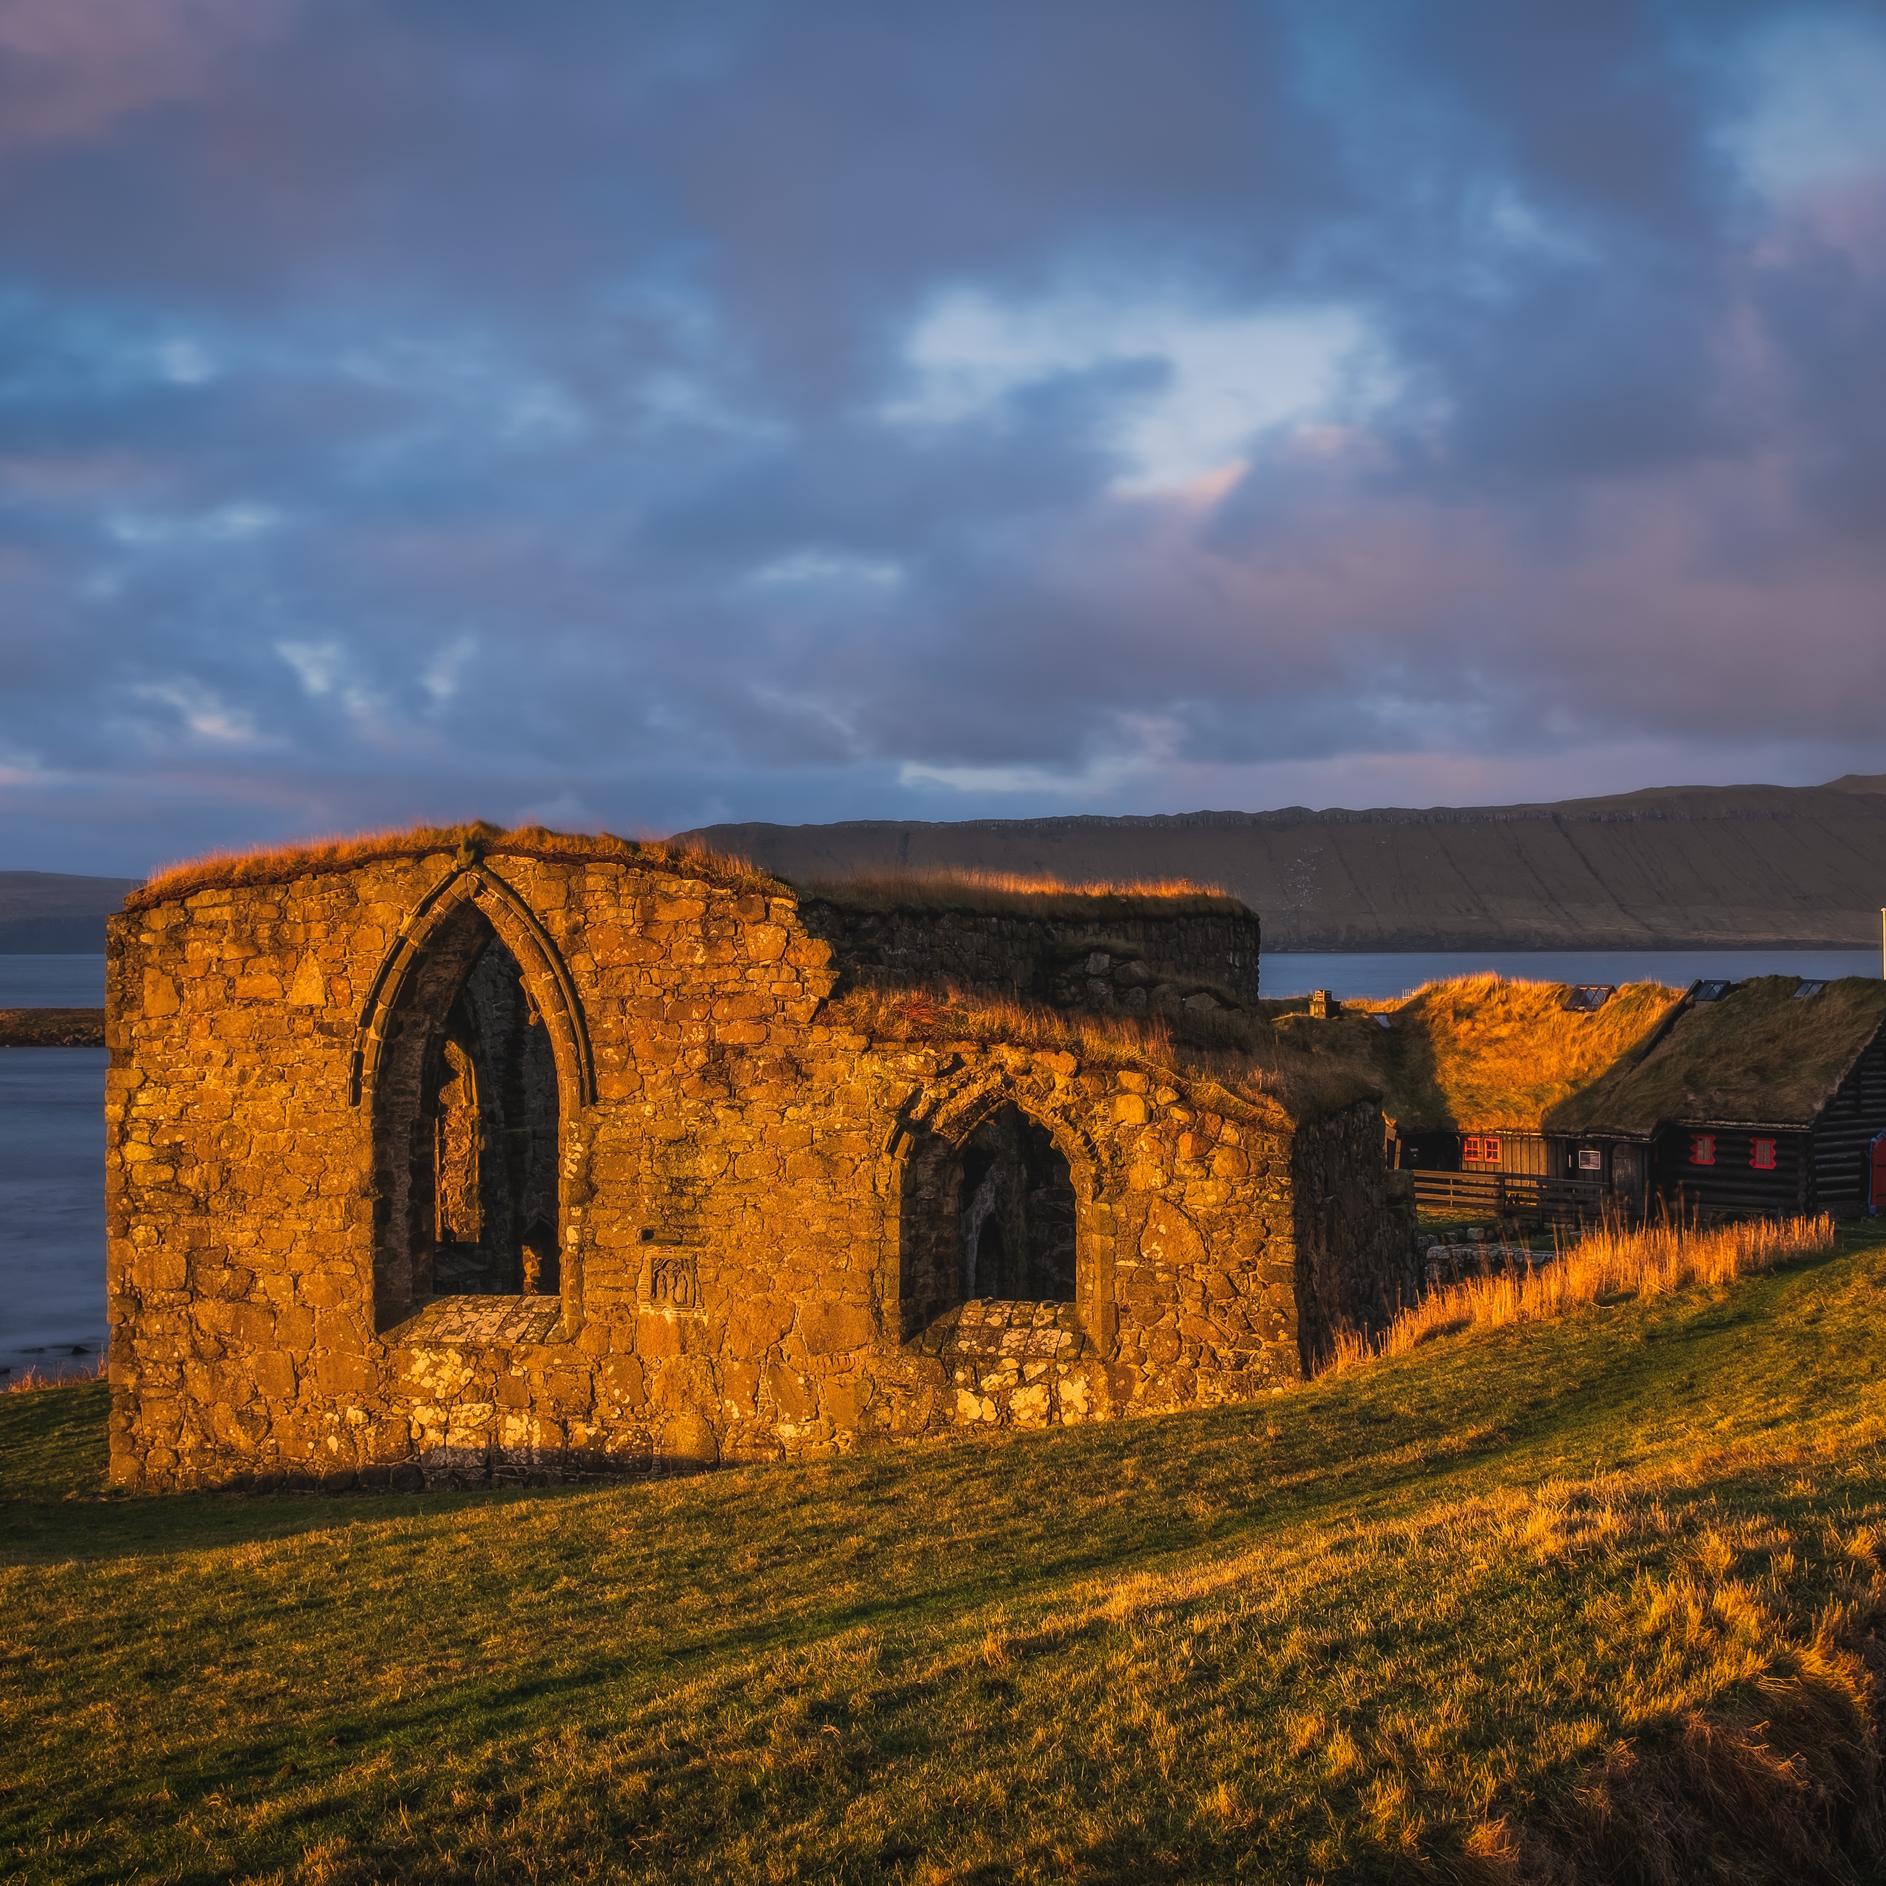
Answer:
1311;974;1687;1134
798;867;1249;922
1552;975;1886;1132
1287;972;1886;1137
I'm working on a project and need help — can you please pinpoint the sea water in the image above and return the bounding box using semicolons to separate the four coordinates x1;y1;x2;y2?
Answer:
3;948;1881;1376
0;953;105;1008
0;1045;106;1384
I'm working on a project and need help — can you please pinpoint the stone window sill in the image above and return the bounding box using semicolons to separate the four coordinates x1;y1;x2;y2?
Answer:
386;1295;563;1346
914;1297;1085;1361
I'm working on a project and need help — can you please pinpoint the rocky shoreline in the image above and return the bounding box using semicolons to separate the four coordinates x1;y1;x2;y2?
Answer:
0;1008;104;1047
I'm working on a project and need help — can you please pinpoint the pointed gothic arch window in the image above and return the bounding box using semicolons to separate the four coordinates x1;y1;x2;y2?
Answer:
368;899;563;1330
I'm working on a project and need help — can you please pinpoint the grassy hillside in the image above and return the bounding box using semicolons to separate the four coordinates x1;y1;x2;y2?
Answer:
8;1235;1886;1883
0;870;138;954
681;775;1886;951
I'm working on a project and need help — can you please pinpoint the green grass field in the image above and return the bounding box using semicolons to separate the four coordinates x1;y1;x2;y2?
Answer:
7;1234;1886;1885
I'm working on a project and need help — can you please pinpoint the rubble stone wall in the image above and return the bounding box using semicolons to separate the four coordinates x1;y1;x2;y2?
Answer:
107;841;1382;1491
1289;1107;1421;1369
798;901;1261;1005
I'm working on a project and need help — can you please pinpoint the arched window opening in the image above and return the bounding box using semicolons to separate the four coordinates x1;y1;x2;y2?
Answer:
958;1105;1076;1302
899;1100;1077;1340
424;937;559;1295
372;902;561;1329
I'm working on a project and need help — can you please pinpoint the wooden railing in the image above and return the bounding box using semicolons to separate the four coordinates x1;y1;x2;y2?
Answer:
1409;1169;1606;1225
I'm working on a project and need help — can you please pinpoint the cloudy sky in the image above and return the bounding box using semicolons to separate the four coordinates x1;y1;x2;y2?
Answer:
1;0;1883;874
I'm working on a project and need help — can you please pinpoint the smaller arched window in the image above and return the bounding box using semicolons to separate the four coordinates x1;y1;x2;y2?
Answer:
899;1099;1077;1340
957;1105;1076;1302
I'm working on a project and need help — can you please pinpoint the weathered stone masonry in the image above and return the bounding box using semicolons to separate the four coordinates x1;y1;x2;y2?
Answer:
798;898;1261;1007
106;833;1407;1490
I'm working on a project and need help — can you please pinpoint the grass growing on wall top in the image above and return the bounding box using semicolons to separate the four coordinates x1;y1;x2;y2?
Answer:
127;822;785;909
801;865;1248;920
831;982;1380;1119
9;1231;1886;1882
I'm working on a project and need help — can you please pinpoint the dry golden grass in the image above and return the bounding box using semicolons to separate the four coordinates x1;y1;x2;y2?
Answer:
1329;1211;1837;1370
3;1357;105;1394
830;982;1378;1119
127;822;782;909
802;865;1244;919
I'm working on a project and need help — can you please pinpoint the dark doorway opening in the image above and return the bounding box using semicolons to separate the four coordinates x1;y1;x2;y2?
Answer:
899;1101;1077;1340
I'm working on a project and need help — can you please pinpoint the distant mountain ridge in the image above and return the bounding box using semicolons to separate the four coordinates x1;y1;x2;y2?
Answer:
681;775;1886;951
0;871;139;954
10;775;1884;955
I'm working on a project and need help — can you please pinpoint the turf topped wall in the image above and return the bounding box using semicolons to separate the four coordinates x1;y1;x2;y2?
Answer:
797;895;1261;1008
106;831;1405;1490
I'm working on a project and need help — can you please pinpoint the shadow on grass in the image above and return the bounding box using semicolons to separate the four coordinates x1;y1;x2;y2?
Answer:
7;1238;1879;1589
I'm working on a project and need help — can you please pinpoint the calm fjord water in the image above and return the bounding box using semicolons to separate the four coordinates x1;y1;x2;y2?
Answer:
2;948;1879;1382
0;1044;106;1384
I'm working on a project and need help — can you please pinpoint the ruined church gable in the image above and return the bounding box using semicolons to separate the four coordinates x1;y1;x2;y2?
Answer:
104;830;1411;1490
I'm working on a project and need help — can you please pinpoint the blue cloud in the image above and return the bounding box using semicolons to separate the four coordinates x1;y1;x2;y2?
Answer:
0;0;1882;873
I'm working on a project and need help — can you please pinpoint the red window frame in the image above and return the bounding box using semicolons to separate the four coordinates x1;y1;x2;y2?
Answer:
1688;1133;1716;1167
1463;1134;1502;1166
1750;1136;1777;1171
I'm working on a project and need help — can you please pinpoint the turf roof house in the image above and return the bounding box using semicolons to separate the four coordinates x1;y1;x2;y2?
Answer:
1347;975;1886;1219
105;825;1411;1491
1340;977;1687;1206
1556;976;1886;1219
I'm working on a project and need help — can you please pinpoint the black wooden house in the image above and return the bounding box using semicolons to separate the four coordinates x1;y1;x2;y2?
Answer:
1338;972;1886;1224
1346;977;1686;1222
1553;976;1886;1219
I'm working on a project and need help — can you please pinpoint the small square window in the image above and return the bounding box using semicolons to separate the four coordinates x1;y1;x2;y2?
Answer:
1463;1135;1501;1166
1689;1133;1716;1166
1750;1137;1777;1170
1577;1147;1603;1172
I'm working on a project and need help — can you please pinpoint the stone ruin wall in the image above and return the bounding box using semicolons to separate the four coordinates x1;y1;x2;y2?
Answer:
797;901;1261;1010
1288;1105;1420;1369
106;844;1394;1491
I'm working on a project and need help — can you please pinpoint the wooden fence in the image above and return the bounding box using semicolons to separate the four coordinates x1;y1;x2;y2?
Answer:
1409;1169;1606;1225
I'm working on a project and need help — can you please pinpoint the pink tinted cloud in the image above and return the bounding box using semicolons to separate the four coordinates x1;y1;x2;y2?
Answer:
0;0;300;149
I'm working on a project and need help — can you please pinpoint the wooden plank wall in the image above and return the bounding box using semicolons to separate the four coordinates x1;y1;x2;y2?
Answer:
1655;1125;1809;1218
1810;1028;1886;1215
